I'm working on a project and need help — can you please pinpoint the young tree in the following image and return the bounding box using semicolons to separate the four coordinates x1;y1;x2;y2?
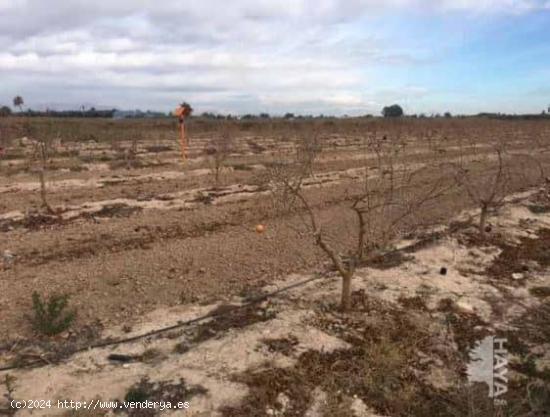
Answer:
453;128;549;237
205;122;234;188
23;121;57;214
123;131;141;169
0;117;17;166
270;128;450;310
452;140;512;238
33;140;56;214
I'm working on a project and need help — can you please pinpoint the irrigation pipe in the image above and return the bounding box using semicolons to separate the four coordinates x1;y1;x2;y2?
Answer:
0;274;326;373
0;232;441;373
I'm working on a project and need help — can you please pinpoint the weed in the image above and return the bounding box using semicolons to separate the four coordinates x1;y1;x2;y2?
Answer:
174;341;190;354
486;228;550;282
123;377;206;417
398;295;429;311
530;286;550;298
260;335;299;356
528;204;550;214
125;384;150;403
139;348;165;364
188;303;276;344
437;298;489;356
29;291;76;336
2;374;16;416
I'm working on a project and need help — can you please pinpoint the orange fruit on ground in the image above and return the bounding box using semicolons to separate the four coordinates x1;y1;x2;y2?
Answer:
255;224;266;233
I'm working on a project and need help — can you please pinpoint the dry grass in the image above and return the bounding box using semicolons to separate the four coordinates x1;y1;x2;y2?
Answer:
222;293;455;417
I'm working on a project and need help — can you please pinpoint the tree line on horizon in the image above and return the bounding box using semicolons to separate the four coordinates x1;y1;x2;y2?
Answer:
1;96;549;120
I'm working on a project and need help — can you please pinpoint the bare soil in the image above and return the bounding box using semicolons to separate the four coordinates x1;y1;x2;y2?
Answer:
1;118;550;416
0;191;549;416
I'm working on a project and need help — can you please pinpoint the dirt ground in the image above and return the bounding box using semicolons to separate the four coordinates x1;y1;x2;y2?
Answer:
0;186;549;416
1;118;550;415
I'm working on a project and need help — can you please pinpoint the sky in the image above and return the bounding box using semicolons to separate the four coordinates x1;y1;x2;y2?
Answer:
1;0;549;116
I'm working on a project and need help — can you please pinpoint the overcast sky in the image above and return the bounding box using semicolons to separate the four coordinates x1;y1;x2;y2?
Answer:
1;0;549;115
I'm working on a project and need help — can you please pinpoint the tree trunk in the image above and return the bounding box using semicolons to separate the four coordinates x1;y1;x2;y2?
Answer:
341;273;353;311
38;169;51;213
180;121;187;161
479;204;488;238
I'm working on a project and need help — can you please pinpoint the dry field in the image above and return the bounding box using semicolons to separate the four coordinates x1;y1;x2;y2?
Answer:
1;117;550;416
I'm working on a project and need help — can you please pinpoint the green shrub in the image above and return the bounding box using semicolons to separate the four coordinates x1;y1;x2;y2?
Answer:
30;291;76;336
124;382;150;403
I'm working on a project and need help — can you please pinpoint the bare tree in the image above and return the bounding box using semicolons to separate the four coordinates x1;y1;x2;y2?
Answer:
124;136;139;169
452;141;512;238
23;122;57;214
0;119;16;175
205;122;234;188
270;129;450;310
32;140;55;214
523;127;550;188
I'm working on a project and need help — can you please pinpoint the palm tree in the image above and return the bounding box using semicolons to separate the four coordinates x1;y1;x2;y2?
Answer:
179;102;193;117
175;102;193;161
13;96;24;112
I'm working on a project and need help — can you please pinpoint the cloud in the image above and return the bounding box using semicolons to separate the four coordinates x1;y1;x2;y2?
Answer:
0;0;549;114
437;0;550;13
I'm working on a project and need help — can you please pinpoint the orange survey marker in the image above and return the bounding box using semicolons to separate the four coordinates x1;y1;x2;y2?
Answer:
174;103;193;162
